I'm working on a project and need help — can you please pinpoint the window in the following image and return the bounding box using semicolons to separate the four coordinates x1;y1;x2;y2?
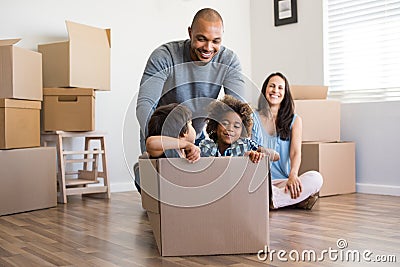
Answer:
326;0;400;102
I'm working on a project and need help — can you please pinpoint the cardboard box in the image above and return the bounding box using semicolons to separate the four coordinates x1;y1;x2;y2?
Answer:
42;88;95;131
0;99;41;149
299;141;356;197
294;99;341;142
0;39;43;100
38;21;111;91
291;85;328;100
0;147;57;216
140;157;269;256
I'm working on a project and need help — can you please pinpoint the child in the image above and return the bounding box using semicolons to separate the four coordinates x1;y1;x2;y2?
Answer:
145;103;200;162
199;95;278;163
135;103;199;193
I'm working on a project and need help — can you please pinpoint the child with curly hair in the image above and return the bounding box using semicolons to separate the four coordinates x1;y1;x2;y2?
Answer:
199;95;278;163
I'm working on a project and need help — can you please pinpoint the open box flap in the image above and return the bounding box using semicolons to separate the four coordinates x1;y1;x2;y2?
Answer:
0;39;21;47
66;21;111;48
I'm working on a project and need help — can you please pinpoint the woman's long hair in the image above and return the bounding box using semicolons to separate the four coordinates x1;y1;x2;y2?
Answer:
257;72;294;140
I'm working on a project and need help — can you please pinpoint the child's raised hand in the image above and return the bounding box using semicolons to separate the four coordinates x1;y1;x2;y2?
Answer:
245;150;265;163
184;143;201;163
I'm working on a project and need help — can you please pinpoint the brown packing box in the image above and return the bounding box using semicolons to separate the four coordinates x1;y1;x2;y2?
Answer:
42;88;95;131
140;157;269;256
299;141;356;197
38;21;111;91
294;99;341;142
291;85;328;100
0;99;41;149
0;147;57;216
0;39;43;100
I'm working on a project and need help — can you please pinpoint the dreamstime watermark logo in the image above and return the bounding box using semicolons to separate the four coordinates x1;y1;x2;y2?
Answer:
257;239;397;263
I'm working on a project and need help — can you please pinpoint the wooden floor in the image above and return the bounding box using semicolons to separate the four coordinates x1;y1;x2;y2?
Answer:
0;192;399;267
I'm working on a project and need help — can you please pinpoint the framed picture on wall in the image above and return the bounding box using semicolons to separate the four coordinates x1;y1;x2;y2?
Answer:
274;0;298;26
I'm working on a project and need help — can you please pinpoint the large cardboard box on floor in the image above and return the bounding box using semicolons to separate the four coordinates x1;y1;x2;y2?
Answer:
0;99;41;149
294;99;341;142
0;39;43;100
0;147;57;216
140;157;269;256
42;88;95;131
299;141;356;197
38;21;111;91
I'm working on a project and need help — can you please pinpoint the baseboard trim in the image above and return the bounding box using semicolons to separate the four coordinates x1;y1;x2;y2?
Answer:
112;182;399;195
356;183;400;196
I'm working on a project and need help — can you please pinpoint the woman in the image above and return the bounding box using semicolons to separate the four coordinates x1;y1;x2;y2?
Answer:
252;72;323;210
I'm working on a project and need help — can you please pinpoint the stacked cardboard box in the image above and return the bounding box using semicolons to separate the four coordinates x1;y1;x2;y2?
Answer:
292;85;356;196
42;88;95;131
38;21;111;131
39;21;110;91
0;147;56;216
37;21;111;204
0;39;57;215
0;39;42;149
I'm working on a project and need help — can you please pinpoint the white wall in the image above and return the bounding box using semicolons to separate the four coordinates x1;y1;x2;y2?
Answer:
0;0;251;192
250;0;324;91
341;102;400;196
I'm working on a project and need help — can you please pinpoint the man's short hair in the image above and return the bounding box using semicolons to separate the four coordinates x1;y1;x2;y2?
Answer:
147;103;192;139
191;8;223;28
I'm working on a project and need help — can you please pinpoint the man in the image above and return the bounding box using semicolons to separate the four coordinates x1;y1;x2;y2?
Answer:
136;8;245;153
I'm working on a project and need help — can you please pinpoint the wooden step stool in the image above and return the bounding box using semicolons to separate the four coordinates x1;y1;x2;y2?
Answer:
41;131;111;203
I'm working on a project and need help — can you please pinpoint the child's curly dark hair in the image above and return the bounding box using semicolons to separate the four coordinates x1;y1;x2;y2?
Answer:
206;95;253;142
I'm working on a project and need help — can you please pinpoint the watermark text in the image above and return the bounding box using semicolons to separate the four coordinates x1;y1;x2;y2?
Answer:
257;239;397;263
